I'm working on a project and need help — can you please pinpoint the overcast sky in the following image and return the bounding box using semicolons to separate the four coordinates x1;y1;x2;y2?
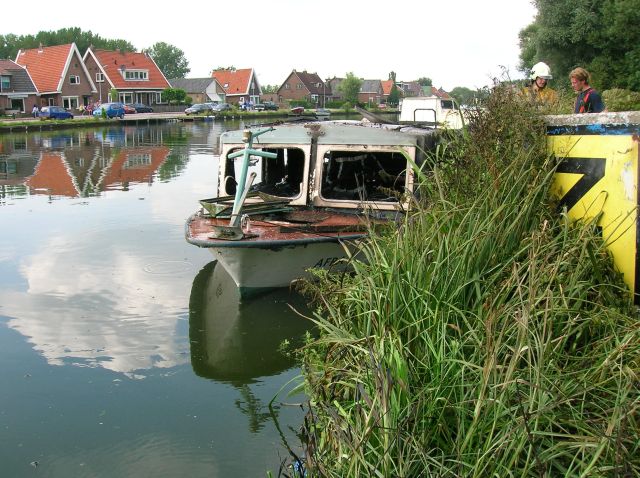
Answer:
4;0;537;91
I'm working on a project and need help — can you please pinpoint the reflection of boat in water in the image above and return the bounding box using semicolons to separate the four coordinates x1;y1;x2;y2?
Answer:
188;261;312;383
314;108;331;118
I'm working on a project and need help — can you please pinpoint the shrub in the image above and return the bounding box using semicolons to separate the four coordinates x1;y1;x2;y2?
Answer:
602;88;640;112
292;86;639;478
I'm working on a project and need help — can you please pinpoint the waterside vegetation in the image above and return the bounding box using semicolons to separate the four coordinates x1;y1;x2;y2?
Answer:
291;87;640;477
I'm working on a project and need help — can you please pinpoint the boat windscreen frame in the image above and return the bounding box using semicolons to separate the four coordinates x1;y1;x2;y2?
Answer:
218;143;312;206
312;144;415;210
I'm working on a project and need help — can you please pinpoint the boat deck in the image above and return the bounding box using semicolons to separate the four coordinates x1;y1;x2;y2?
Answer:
186;209;373;248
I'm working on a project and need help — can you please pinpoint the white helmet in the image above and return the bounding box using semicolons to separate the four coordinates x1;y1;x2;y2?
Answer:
530;62;552;80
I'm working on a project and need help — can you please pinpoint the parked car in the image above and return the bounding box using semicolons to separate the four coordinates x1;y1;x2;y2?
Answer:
127;103;153;113
39;106;73;120
263;101;279;111
212;103;231;112
93;102;126;119
185;103;214;115
123;104;136;114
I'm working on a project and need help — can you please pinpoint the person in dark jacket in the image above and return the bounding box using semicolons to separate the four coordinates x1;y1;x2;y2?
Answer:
570;67;606;113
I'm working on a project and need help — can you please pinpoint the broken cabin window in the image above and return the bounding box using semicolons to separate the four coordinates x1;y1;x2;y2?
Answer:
224;147;305;198
320;150;407;202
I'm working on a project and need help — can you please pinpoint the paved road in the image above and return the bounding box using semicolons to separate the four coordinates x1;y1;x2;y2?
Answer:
2;112;188;123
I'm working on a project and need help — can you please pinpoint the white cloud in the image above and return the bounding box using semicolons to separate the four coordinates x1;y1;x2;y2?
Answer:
5;0;536;90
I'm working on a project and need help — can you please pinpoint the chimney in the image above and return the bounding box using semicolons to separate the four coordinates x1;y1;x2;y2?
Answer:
38;43;44;53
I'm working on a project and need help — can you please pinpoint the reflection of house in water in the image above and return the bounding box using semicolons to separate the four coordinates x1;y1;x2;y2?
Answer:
1;153;39;188
103;146;170;190
23;146;170;197
1;137;40;200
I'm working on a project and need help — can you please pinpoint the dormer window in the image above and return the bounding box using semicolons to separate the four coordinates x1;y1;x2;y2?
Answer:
124;70;148;81
69;75;80;84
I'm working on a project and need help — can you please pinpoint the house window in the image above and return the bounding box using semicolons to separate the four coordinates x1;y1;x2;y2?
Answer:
124;153;152;169
1;76;10;90
124;70;148;81
10;98;25;112
48;98;55;106
63;96;79;109
296;84;303;89
69;75;80;84
284;83;290;89
119;93;133;104
96;72;104;82
311;94;318;103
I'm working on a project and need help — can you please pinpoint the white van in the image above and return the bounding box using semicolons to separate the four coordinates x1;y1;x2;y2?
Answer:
399;96;464;129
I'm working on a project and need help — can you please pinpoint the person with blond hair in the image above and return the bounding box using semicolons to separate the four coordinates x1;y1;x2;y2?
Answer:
570;67;606;113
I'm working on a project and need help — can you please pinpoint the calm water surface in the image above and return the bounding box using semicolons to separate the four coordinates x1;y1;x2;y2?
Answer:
0;121;314;477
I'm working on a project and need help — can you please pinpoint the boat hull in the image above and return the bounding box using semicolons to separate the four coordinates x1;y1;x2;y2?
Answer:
186;209;371;294
210;239;358;293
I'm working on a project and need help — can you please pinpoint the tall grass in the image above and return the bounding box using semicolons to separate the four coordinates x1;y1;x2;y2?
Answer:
292;86;639;477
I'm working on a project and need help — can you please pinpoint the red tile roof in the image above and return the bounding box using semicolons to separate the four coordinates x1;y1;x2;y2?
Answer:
212;68;254;96
103;147;170;186
15;44;75;93
381;80;394;95
0;59;21;75
88;49;170;90
26;152;78;197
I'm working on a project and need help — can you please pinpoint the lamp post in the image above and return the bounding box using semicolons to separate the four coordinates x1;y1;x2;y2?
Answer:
323;80;326;108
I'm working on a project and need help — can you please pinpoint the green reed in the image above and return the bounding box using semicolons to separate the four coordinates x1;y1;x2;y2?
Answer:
292;86;639;477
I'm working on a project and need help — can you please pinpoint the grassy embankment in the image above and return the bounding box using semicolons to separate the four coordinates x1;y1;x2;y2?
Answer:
291;87;639;477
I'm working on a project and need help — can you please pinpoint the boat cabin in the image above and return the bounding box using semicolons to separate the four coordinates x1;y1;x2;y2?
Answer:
217;122;438;213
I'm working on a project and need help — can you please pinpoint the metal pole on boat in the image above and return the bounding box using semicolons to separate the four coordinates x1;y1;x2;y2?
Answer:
226;127;277;228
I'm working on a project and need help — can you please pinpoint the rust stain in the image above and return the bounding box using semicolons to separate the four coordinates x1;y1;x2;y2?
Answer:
188;209;374;244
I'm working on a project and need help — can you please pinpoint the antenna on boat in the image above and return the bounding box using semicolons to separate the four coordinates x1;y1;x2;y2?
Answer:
210;127;276;239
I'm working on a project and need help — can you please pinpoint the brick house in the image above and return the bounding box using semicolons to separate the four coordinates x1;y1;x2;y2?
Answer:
357;79;383;105
168;77;226;104
15;43;96;110
84;48;170;105
424;85;451;99
397;80;422;97
277;70;330;107
327;77;344;101
0;59;39;113
381;80;395;103
211;68;260;106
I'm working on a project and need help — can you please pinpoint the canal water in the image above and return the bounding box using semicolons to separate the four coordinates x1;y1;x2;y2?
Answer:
0;120;315;477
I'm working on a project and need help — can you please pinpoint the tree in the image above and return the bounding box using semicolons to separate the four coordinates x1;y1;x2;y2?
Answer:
338;72;362;105
144;42;190;79
519;0;640;90
262;84;278;93
449;86;479;106
388;84;401;107
162;87;188;104
417;77;433;86
0;28;134;60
